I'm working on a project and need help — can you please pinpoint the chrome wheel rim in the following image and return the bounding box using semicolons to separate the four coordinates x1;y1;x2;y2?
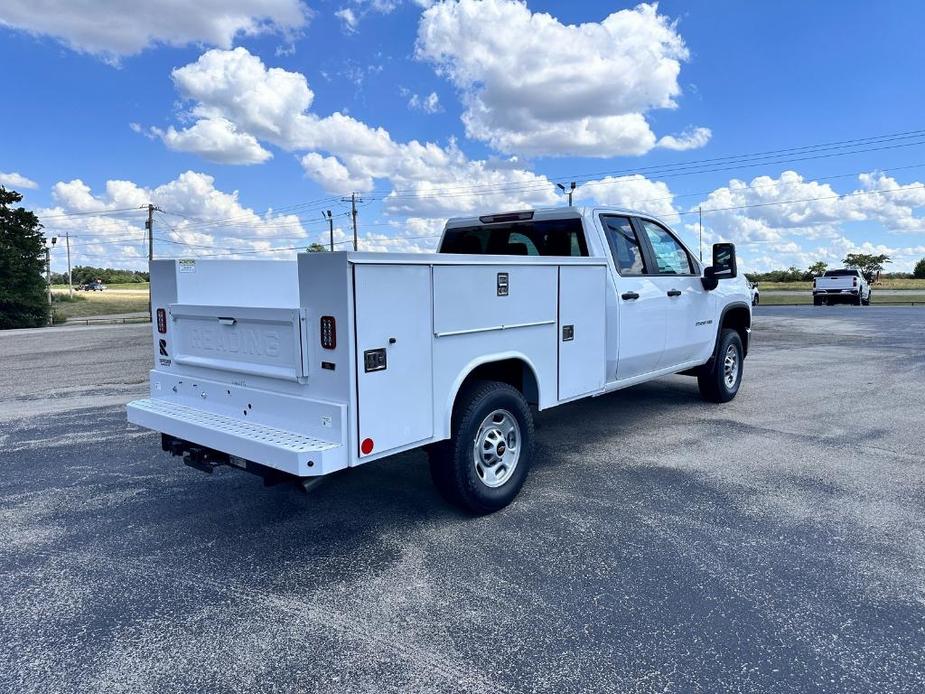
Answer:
723;344;739;390
472;409;521;488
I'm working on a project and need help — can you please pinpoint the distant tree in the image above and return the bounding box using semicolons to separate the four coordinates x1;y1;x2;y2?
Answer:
914;258;925;279
70;266;149;284
843;253;890;278
0;187;48;329
808;261;828;276
306;242;328;252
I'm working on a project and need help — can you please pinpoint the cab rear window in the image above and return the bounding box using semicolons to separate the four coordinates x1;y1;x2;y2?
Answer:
440;219;588;256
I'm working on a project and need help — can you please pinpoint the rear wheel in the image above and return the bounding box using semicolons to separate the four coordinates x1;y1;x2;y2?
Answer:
429;381;534;514
698;329;744;403
862;291;871;306
813;297;822;306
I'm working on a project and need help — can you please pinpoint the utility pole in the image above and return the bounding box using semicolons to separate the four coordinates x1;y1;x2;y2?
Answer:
323;210;334;251
45;246;51;322
557;181;576;207
341;193;362;251
698;206;703;262
145;203;157;263
143;203;158;320
46;236;56;325
65;232;73;298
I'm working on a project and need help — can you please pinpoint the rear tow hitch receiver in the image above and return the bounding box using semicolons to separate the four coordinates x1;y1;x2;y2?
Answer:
183;447;228;474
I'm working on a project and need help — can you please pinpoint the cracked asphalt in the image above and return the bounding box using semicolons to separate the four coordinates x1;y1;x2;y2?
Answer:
1;306;923;693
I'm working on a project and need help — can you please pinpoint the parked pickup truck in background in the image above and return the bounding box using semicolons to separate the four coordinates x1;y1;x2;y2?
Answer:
127;207;751;513
813;269;871;306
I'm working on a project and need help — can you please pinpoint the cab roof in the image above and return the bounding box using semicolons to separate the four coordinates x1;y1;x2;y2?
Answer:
443;206;666;229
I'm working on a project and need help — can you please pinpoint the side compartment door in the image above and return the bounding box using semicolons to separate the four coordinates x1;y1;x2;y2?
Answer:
354;264;433;459
599;215;667;381
558;265;607;400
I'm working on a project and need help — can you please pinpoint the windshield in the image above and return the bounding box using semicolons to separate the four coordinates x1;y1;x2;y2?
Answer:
440;219;588;256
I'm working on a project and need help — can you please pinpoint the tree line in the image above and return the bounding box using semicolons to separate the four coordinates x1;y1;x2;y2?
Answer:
747;253;925;283
51;267;149;285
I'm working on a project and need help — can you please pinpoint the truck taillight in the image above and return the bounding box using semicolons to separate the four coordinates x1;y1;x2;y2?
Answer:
320;316;336;349
812;279;816;288
853;277;858;286
156;308;167;334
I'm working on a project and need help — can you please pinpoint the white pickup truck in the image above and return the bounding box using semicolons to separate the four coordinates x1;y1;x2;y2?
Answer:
128;207;751;513
813;269;871;306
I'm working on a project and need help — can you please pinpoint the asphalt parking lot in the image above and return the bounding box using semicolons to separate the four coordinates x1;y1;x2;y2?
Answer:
1;306;923;693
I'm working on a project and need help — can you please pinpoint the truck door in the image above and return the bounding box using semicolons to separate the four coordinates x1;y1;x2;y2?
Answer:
632;218;715;369
600;215;667;381
354;264;434;459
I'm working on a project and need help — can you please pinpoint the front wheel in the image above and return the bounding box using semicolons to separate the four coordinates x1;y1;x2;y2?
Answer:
698;329;744;403
429;381;534;514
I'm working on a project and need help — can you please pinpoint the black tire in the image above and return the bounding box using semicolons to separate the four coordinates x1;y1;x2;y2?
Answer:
862;291;871;306
428;381;534;514
854;293;863;306
813;297;822;306
698;329;744;403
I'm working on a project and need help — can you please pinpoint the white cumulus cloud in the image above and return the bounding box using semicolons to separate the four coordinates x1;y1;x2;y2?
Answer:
152;47;560;219
154;118;273;164
38;171;330;271
0;171;38;190
576;174;677;220
657;126;712;151
0;0;310;60
415;0;707;157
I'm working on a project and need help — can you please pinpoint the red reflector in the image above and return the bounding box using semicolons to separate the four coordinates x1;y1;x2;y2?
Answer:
360;438;374;455
320;315;336;349
156;308;167;334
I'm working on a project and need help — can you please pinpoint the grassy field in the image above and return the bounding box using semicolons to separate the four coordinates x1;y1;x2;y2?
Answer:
52;282;149;291
51;289;148;321
753;278;925;291
760;293;925;306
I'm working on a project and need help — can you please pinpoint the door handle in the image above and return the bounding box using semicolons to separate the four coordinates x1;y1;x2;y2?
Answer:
667;289;682;297
621;291;640;301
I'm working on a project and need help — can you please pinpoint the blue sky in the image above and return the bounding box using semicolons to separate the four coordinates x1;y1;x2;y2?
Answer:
2;0;925;272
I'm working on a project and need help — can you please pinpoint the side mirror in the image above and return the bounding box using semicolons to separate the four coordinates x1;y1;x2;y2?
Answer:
701;242;737;290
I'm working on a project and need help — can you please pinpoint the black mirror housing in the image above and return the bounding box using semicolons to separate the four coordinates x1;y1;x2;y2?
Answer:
712;242;737;278
701;242;737;290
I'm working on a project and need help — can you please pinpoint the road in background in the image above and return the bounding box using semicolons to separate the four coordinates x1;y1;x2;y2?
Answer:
1;308;923;693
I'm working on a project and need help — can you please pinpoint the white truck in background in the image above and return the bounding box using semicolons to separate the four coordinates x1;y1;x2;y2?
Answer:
813;269;871;306
127;207;751;514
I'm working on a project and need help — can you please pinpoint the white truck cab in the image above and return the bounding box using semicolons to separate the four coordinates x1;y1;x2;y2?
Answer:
128;207;751;513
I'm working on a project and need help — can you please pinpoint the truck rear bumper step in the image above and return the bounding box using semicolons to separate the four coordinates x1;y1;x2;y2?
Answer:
127;398;340;477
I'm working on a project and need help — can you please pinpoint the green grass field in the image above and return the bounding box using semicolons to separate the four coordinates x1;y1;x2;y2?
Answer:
51;288;149;320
